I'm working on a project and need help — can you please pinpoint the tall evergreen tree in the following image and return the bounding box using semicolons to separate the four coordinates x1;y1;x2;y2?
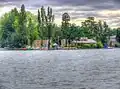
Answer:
28;18;39;47
116;28;120;43
18;4;28;48
61;13;70;46
0;8;19;48
37;6;54;49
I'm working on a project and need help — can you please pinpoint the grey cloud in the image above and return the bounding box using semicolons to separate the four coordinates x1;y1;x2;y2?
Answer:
70;12;103;20
0;0;120;28
47;0;120;11
53;6;96;13
0;0;26;2
54;8;74;12
55;10;106;19
48;0;111;6
92;4;115;10
108;19;120;24
110;22;120;27
114;0;120;3
0;0;119;11
32;4;44;8
48;0;106;6
0;0;26;7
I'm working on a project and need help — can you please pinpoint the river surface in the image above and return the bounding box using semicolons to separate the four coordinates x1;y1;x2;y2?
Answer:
0;49;120;89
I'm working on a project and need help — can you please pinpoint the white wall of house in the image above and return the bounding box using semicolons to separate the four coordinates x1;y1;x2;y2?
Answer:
109;35;117;46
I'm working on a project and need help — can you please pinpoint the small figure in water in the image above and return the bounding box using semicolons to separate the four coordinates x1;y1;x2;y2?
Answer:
53;43;58;50
104;43;108;48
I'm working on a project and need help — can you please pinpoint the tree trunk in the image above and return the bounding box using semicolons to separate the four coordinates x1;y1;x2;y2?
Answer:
41;40;43;47
48;39;50;50
48;25;51;50
65;39;67;47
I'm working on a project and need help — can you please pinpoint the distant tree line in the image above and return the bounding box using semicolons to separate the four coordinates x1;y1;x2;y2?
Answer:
0;4;119;48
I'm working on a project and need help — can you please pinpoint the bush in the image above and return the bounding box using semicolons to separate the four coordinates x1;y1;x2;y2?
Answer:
96;41;103;48
77;44;97;49
77;46;81;49
90;44;97;48
82;44;91;48
63;43;101;49
115;43;120;47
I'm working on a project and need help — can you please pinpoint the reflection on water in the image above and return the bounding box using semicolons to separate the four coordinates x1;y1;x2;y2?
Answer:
0;49;120;89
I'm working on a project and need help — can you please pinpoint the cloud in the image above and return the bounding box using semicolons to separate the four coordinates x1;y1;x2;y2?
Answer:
0;0;120;28
48;0;105;6
48;0;114;7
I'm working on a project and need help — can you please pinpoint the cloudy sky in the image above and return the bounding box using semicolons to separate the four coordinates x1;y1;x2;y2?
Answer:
0;0;120;28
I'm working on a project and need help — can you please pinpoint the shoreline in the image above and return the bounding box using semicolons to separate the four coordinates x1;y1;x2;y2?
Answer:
0;47;116;51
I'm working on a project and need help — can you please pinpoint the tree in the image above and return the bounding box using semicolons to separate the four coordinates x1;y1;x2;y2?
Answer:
0;5;115;49
0;5;39;48
109;28;117;36
17;4;28;48
81;17;110;45
0;8;19;48
116;28;120;43
102;21;110;44
37;6;55;49
51;24;61;44
65;24;79;44
27;18;39;47
61;13;70;46
81;17;97;39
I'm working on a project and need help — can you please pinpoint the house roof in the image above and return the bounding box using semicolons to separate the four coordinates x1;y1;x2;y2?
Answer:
72;39;97;44
110;35;116;39
53;43;58;46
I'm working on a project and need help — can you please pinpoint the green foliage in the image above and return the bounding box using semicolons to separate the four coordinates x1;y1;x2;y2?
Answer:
0;5;116;49
61;16;111;48
96;41;103;48
116;29;120;43
90;44;97;48
109;29;117;36
0;5;39;48
17;4;28;48
76;44;97;49
52;24;61;43
27;18;39;47
0;8;18;47
81;44;91;49
115;43;120;47
81;17;110;44
37;6;55;49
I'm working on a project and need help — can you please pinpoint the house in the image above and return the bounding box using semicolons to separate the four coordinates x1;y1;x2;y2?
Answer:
61;39;66;47
109;35;117;47
33;40;48;49
72;37;97;44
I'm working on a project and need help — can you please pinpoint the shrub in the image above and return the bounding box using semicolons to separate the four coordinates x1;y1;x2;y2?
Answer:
115;43;120;47
90;44;97;48
82;44;91;48
77;46;81;49
96;41;103;48
77;44;96;49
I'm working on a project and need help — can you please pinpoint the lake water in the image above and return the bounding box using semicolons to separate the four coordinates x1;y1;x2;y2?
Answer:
0;49;120;89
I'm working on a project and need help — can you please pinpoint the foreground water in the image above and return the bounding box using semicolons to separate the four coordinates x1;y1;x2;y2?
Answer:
0;49;120;89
